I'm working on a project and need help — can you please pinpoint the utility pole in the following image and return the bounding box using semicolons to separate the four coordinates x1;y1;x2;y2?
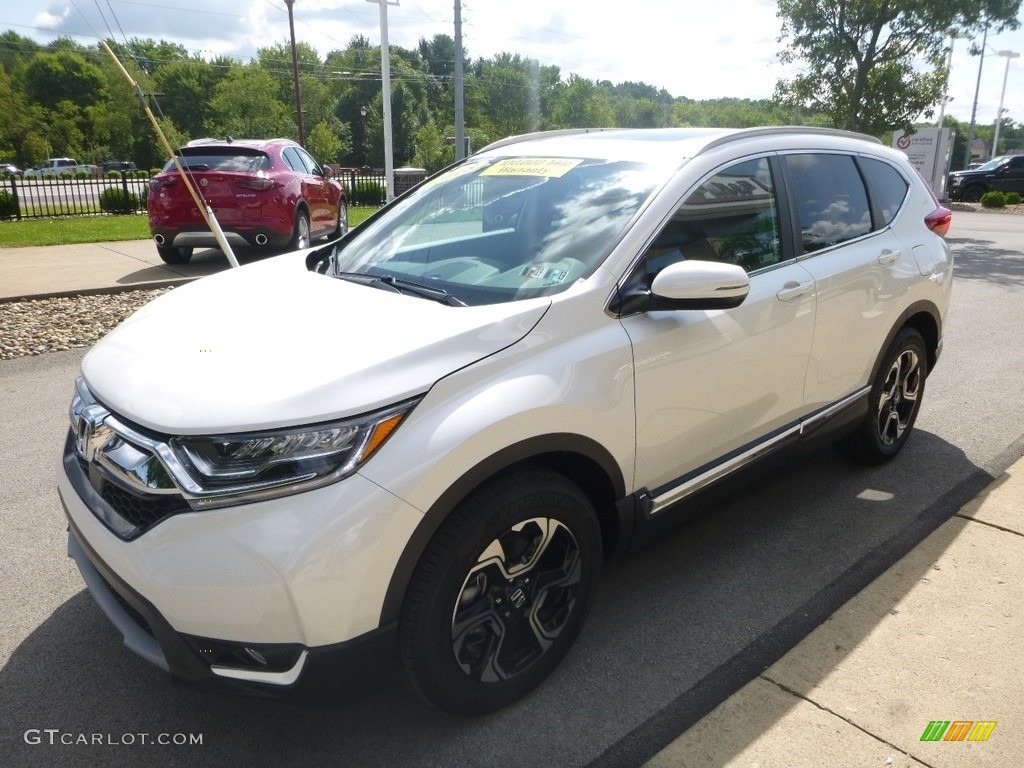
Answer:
454;0;465;160
284;0;305;147
367;0;399;201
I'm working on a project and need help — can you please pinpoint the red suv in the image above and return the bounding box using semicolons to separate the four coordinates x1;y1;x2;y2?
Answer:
148;138;348;264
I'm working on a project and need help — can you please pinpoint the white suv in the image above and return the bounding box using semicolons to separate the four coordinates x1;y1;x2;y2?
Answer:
60;127;953;713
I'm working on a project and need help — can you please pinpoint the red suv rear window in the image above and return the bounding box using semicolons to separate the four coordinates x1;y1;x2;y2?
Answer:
165;149;270;173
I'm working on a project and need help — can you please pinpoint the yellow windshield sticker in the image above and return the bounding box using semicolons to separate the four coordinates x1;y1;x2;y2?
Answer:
482;158;583;178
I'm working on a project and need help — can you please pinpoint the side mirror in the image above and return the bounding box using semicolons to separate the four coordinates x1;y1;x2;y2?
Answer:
614;260;750;314
651;260;750;305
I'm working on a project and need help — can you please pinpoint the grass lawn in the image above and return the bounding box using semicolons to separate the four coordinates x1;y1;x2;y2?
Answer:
0;206;380;248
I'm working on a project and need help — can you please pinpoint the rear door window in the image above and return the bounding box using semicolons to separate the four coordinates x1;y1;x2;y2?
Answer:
784;154;871;254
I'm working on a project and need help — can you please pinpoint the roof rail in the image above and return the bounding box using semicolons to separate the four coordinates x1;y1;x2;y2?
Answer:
700;125;881;152
478;128;617;153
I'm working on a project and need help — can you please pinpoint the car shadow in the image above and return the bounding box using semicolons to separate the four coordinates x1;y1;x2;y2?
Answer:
114;247;290;286
945;235;1024;287
0;431;995;768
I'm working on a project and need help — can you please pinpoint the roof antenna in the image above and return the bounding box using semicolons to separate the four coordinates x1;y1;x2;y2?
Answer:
99;40;240;269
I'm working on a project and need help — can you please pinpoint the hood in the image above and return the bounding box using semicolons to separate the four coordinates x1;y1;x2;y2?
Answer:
83;253;549;433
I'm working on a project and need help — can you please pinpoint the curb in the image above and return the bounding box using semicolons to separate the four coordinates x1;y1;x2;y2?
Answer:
0;277;197;305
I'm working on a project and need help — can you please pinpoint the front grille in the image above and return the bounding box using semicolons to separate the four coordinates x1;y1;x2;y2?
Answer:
99;478;192;532
65;432;192;541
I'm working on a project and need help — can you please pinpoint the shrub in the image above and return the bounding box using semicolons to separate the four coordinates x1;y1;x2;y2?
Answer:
980;190;1006;208
99;187;141;214
0;189;16;218
351;179;385;206
1004;191;1022;205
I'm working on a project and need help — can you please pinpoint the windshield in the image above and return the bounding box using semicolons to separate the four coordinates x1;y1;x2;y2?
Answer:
327;156;662;306
973;156;1011;172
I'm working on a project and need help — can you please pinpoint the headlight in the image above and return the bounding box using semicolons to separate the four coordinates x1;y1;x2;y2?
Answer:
168;399;419;509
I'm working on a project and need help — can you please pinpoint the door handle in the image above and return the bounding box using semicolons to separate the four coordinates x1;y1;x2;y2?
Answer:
776;280;813;302
878;249;901;265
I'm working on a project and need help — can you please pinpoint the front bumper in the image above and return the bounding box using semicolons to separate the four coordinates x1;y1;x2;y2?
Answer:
64;517;397;697
59;428;423;693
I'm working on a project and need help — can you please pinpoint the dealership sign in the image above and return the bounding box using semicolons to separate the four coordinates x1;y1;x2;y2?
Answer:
892;128;954;198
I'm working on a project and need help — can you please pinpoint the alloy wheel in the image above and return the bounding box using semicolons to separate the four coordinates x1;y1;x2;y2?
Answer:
876;348;921;446
450;517;581;683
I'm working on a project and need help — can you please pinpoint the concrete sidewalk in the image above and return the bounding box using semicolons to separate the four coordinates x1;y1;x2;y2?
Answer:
0;239;231;301
646;458;1024;767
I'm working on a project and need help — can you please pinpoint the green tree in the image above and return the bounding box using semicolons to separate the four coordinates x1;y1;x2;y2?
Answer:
0;67;33;162
154;59;220;140
775;0;1022;135
306;119;347;165
110;37;189;75
478;54;537;137
22;50;108;109
547;74;615;129
412;122;454;173
206;64;294;138
0;31;42;74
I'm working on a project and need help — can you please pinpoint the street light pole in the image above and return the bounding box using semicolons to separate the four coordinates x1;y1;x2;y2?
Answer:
993;50;1020;158
964;20;988;168
936;31;958;130
366;0;399;202
284;0;305;147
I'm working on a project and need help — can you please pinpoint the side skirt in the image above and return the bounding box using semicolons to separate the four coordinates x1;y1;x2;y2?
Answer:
633;386;871;524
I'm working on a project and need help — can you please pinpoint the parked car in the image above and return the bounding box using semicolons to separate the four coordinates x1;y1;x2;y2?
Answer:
27;157;96;177
61;127;952;714
947;154;1024;201
147;137;348;264
100;160;137;173
1;163;21;177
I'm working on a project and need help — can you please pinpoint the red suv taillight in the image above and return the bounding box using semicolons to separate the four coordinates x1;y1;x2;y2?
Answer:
236;178;277;191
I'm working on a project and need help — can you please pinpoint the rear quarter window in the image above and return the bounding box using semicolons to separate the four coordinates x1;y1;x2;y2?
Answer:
858;157;909;228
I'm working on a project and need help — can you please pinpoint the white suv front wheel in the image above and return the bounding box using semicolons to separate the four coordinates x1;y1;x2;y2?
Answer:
398;468;601;714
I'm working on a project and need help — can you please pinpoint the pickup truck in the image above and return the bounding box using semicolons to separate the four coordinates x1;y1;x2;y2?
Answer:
26;158;97;178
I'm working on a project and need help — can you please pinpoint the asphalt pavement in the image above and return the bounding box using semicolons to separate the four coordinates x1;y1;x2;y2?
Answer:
1;217;1023;767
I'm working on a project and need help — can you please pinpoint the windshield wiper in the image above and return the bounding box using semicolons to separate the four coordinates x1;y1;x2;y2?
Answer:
334;272;467;307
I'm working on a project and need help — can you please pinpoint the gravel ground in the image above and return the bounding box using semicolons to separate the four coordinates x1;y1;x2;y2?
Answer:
0;288;172;361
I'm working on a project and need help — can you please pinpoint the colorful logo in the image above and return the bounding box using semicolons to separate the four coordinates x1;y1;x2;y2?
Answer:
920;720;996;742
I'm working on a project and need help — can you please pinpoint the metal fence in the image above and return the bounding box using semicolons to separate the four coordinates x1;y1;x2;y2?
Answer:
0;168;424;221
0;172;150;220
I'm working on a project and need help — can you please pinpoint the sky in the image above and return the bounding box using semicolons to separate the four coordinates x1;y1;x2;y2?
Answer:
3;0;1024;137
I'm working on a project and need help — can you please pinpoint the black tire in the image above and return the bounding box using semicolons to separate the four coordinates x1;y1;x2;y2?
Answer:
156;244;193;264
399;468;601;714
840;327;927;465
960;184;986;203
290;209;311;250
332;200;348;239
